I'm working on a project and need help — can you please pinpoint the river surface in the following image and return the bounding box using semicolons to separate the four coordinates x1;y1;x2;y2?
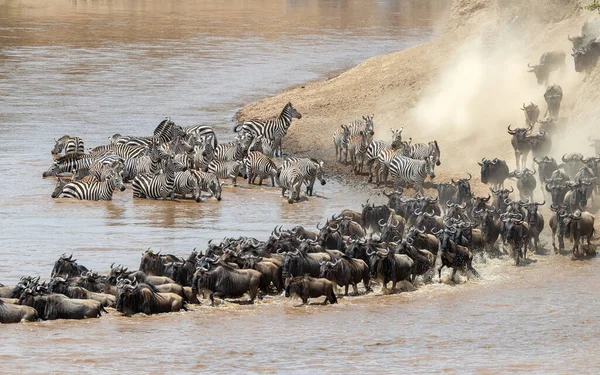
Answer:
1;1;599;374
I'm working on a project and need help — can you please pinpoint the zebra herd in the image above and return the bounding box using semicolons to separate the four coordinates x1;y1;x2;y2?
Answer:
44;103;325;204
333;115;441;194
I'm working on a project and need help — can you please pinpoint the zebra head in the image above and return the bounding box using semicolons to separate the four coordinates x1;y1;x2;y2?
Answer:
426;156;436;180
317;160;326;186
429;140;441;166
211;179;223;201
362;114;375;134
390;128;403;149
108;170;126;192
108;133;122;144
287;102;302;120
42;160;61;177
51;135;70;155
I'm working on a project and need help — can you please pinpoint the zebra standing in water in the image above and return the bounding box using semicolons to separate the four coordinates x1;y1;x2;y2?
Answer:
276;164;303;204
389;155;435;195
409;140;441;178
90;143;149;159
52;136;85;156
332;115;375;163
348;130;374;174
193;135;215;171
122;144;167;181
281;157;326;196
234;102;302;157
243;151;278;186
190;170;222;201
364;128;403;183
42;154;102;177
132;156;180;200
207;159;246;186
172;171;201;203
114;118;186;147
57;170;125;200
213;134;252;162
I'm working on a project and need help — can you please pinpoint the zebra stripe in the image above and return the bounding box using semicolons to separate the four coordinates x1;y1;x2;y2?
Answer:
213;135;251;162
365;140;388;183
243;151;278;186
376;140;412;185
207;159;246;186
389;155;435;195
190;170;222;201
234;102;301;157
409;141;441;167
116;118;185;147
276;165;303;203
183;125;218;149
43;155;97;177
132;157;178;200
173;171;201;202
90;144;149;159
193;135;214;172
348;131;373;174
58;171;125;201
52;136;84;156
281;157;326;196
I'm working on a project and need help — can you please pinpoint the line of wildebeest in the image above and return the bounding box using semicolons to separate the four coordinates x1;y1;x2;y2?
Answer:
3;21;598;324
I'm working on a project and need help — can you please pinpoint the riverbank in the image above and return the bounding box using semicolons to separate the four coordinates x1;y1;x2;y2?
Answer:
237;0;599;195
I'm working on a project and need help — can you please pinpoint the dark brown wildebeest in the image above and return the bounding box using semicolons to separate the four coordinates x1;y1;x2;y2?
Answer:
192;262;262;306
433;228;479;281
0;298;38;323
366;248;413;291
543;84;563;118
48;277;116;308
521;102;540;127
507;125;533;170
319;256;370;296
528;51;566;86
551;209;595;257
284;275;338;305
116;280;186;315
18;289;105;320
51;254;89;279
525;202;545;254
242;255;283;293
479;158;510;190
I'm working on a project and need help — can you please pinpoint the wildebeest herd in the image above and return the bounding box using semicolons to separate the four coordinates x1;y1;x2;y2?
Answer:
4;22;597;323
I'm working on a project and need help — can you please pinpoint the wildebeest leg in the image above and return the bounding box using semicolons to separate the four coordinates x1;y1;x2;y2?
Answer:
209;292;216;306
352;282;359;295
345;284;349;296
437;265;444;282
451;268;457;283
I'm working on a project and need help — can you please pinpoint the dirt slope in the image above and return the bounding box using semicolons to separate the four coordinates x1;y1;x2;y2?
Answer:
237;0;599;195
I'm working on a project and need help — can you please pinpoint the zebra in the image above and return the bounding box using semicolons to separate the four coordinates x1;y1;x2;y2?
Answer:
243;151;278;186
43;154;98;177
281;157;326;196
333;125;351;163
348;130;373;174
52;135;85;156
183;125;218;149
173;171;201;202
190;170;222;201
233;102;302;157
58;170;125;201
51;177;69;198
248;135;276;158
86;157;125;182
376;138;412;185
132;156;179;200
409;140;441;175
122;145;167;181
365;128;404;183
207;159;246;186
115;118;185;147
193;135;215;172
213;134;251;162
389;155;435;195
276;165;303;204
90;143;149;159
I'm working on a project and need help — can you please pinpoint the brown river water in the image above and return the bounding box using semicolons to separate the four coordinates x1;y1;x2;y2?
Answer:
1;1;599;374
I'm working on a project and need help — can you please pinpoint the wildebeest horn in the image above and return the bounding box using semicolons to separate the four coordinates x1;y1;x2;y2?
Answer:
507;125;516;134
316;222;321;230
466;173;472;181
535;200;545;206
366;248;375;256
562;154;568;163
504;198;511;205
423;211;434;218
378;219;386;227
458;203;467;209
417;226;426;234
521;102;526;110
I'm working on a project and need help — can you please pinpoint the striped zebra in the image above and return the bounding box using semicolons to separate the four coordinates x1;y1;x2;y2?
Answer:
389;155;435;195
333;125;351;163
248;135;276;158
376;138;412;186
90;143;149;159
173;171;201;202
190;170;223;201
115;118;185;147
233;102;302;157
132;156;179;200
58;171;125;201
122;145;166;181
87;157;125;182
243;151;278;186
333;115;374;161
276;165;303;204
183;125;218;149
348;130;373;174
281;157;326;196
409;141;441;172
207;159;246;186
213;134;251;162
51;177;69;198
365;128;404;183
43;154;97;177
52;135;85;156
193;135;215;172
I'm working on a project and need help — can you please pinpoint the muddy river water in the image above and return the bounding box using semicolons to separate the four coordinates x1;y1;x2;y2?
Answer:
0;1;599;374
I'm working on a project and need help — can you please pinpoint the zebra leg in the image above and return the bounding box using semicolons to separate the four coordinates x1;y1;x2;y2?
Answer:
281;187;286;197
258;176;263;185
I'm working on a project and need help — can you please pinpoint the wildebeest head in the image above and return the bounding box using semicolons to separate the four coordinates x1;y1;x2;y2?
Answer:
527;63;550;85
139;248;164;276
382;188;404;212
379;215;403;243
501;214;526;242
566;180;592;209
479;158;509;186
568;34;585;51
108;263;130;285
51;254;88;279
572;44;600;73
507;124;532;144
319;259;339;280
521;102;540;126
534;156;558;180
545;179;568;206
451;173;472;204
361;201;391;231
525;201;545;224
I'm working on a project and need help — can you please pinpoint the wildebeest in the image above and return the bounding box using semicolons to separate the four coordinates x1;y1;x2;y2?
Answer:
18;289;105;320
48;277;116;308
572;40;600;78
545;179;569;207
534;156;558;196
509;168;537;202
405;226;440;258
361;201;392;235
433;182;458;215
139;249;183;277
521;102;540;127
116;280;186;315
543;84;563;118
500;213;531;265
561;153;584;180
378;213;405;243
366;248;413;291
413;210;444;234
528;131;552;160
51;254;89;279
490;186;513;213
563;179;593;213
508;124;533;170
284;275;338;305
0;298;38;323
319;256;370;296
242;255;283;293
537;116;558;136
472;208;502;254
192;262;262;305
551;208;595;256
479;158;510;189
527;51;566;86
524;202;545;254
433;228;478;282
450;174;472;206
281;250;322;278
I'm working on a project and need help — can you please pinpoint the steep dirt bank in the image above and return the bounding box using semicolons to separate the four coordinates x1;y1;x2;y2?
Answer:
237;0;599;196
